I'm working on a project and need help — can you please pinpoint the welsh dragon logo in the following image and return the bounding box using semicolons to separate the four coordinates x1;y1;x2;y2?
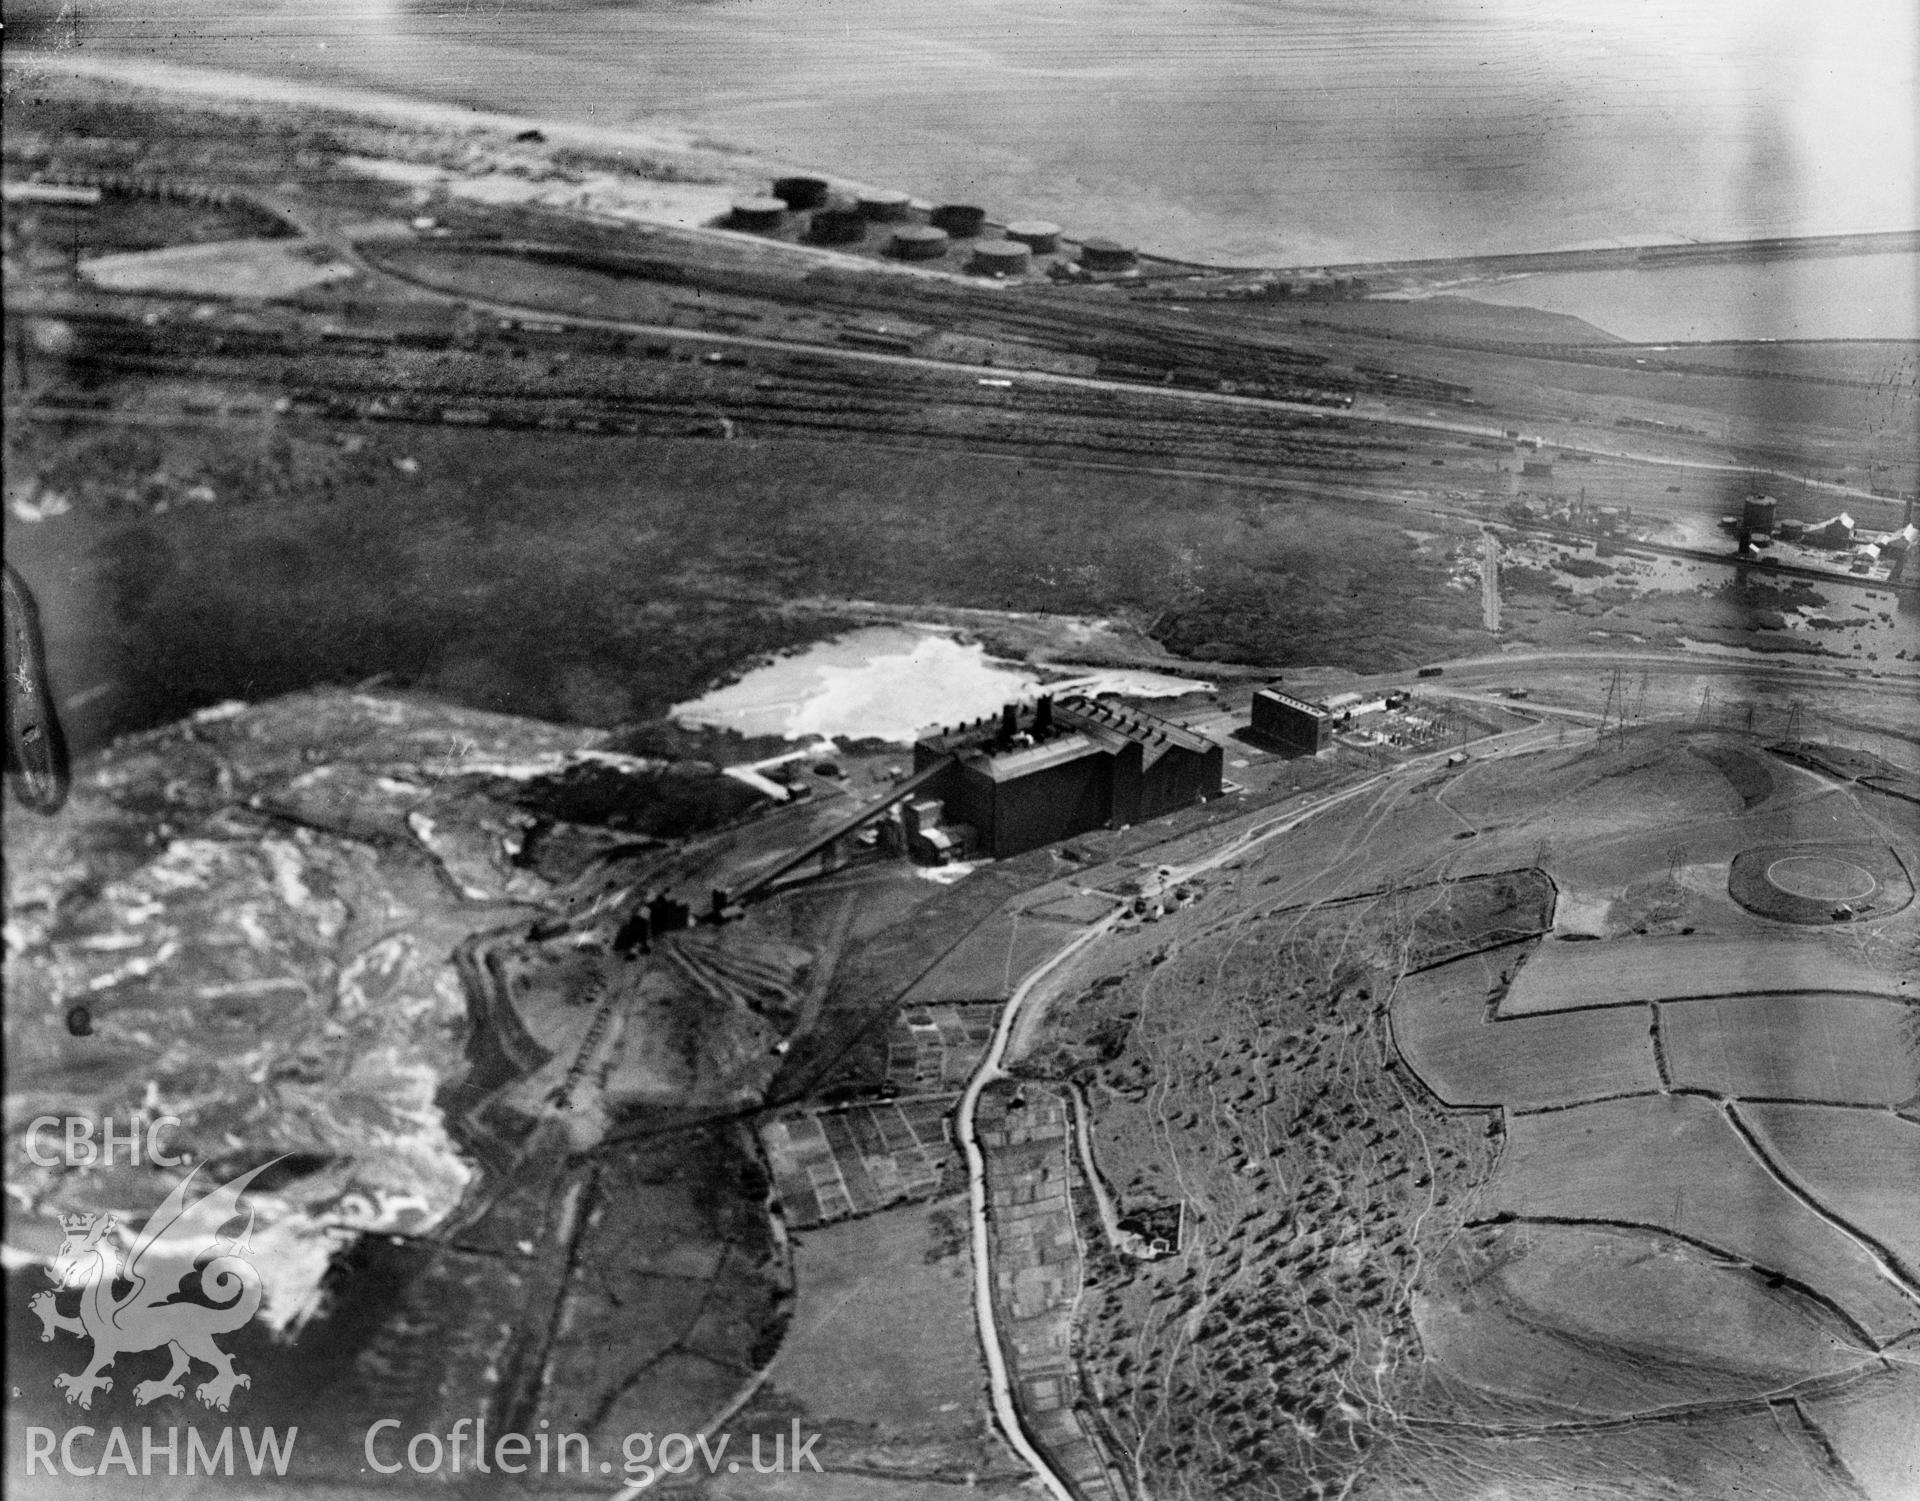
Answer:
30;1160;276;1411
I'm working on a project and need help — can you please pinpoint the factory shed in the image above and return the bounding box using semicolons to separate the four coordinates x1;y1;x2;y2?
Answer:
1251;687;1333;755
944;733;1114;859
912;695;1221;860
1803;513;1856;548
1059;697;1220;826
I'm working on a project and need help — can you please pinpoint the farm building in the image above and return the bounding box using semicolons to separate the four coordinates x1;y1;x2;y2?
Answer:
1251;687;1333;754
911;695;1222;859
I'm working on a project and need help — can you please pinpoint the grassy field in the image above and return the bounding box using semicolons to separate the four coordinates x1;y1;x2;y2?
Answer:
1661;994;1919;1105
1391;956;1661;1111
742;1194;1020;1480
1414;1223;1866;1415
1500;934;1902;1014
1372;1397;1863;1501
541;1123;787;1442
1484;1094;1920;1341
1740;1102;1920;1277
1803;1368;1920;1501
893;908;1082;1006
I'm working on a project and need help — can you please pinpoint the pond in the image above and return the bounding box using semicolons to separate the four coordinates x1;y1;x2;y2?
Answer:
672;628;1039;744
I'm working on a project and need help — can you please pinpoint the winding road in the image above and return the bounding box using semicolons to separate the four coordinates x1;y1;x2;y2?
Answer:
953;711;1580;1498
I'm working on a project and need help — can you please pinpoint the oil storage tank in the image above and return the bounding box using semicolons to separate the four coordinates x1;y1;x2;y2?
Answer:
857;189;913;222
809;207;867;244
1743;495;1778;535
729;197;787;232
1006;219;1062;254
969;240;1032;277
891;225;950;261
929;204;987;237
772;176;829;210
1079;238;1137;272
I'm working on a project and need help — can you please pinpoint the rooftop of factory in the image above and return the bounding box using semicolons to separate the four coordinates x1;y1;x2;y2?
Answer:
1254;686;1332;719
918;694;1215;768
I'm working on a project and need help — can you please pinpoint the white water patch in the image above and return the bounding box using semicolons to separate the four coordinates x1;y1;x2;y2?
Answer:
674;629;1041;744
1049;668;1213;699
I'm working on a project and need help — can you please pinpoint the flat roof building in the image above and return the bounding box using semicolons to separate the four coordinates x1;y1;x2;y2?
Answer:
913;695;1222;860
1251;687;1333;755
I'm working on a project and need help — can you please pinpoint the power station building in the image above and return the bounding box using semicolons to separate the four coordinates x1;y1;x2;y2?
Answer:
911;695;1222;859
1251;687;1333;755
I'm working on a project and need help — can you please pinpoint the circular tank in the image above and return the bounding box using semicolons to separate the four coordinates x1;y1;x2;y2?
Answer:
730;197;788;232
1743;495;1778;533
929;204;987;237
969;240;1032;277
772;176;829;210
857;189;913;222
1005;219;1062;253
891;225;950;261
808;207;867;244
1079;238;1137;272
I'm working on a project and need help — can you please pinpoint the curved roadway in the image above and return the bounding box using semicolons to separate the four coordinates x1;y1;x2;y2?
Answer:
953;717;1574;1498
